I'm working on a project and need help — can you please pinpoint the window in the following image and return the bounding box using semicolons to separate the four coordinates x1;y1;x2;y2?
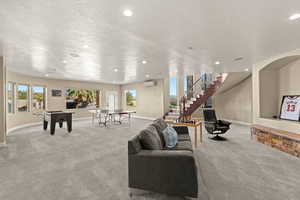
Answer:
125;90;136;107
7;82;14;113
169;77;177;108
184;76;188;96
32;86;46;111
17;84;29;112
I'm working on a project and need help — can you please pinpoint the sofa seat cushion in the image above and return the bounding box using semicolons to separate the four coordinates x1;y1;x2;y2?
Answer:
139;125;163;150
164;140;193;152
178;134;191;142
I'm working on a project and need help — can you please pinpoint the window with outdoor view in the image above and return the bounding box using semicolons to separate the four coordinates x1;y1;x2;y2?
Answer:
17;84;29;112
7;82;14;113
32;86;45;112
125;90;137;107
169;77;177;108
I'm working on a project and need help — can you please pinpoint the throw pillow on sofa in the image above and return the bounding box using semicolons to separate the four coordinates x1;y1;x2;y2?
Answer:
162;126;178;148
139;125;163;150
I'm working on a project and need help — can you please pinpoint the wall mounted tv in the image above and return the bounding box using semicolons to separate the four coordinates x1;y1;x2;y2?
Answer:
66;89;100;109
279;95;300;121
52;89;62;97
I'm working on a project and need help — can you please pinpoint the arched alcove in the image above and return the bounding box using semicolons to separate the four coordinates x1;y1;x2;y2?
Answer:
259;55;300;119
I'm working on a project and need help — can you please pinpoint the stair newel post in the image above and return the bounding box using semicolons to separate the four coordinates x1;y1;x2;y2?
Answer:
180;96;186;122
179;97;182;122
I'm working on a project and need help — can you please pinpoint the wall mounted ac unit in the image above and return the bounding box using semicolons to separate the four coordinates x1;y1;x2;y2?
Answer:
143;80;156;87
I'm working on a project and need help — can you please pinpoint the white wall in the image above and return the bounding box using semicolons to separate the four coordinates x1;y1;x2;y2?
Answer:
279;59;300;104
259;69;279;118
121;80;165;119
0;57;6;143
253;49;300;134
213;76;252;123
6;71;121;130
163;78;170;114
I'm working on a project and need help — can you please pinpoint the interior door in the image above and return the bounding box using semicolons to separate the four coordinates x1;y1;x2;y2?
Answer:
106;91;118;110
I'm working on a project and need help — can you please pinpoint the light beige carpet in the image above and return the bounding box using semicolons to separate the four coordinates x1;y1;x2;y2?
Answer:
0;119;299;200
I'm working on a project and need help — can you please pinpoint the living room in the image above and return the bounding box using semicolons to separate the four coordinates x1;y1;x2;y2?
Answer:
1;1;300;200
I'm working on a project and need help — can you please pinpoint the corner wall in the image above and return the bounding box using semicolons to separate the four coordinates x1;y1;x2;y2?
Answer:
0;57;6;143
213;76;252;124
253;49;300;134
121;80;165;119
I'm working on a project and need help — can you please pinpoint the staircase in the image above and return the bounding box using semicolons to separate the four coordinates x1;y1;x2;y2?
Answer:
163;73;228;122
179;73;228;121
164;106;180;121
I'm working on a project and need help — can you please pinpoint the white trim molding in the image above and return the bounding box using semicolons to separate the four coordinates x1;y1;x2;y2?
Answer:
132;115;156;121
0;141;7;146
7;122;41;133
224;119;252;126
7;116;93;134
7;115;155;134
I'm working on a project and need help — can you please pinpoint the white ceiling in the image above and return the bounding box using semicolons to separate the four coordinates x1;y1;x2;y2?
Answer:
0;0;300;84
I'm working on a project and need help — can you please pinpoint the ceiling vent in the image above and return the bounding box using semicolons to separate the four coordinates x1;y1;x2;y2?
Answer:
70;53;80;57
234;57;243;61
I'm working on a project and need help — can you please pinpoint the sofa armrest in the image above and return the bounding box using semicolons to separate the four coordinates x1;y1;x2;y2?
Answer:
173;126;189;135
128;150;198;197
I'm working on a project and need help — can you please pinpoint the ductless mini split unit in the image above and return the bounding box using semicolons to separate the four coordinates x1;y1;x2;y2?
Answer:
143;80;156;87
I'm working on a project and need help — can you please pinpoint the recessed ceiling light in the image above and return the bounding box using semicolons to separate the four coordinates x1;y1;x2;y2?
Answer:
245;68;249;72
289;13;300;21
145;74;150;78
142;60;147;64
45;74;49;77
114;68;118;72
62;60;67;64
83;45;89;48
215;61;220;65
123;9;133;17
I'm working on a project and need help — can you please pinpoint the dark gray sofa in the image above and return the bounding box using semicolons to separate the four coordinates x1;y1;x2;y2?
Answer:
128;119;198;198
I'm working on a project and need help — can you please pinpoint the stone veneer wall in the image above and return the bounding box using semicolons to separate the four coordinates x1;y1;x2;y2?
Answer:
251;125;300;157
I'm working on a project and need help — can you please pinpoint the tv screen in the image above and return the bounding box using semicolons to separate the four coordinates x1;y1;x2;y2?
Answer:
65;89;100;109
279;95;300;121
52;89;62;97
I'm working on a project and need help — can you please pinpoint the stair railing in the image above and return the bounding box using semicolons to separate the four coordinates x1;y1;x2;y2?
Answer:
179;73;226;121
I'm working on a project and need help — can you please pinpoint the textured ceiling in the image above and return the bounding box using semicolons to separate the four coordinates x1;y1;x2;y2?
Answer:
0;0;300;84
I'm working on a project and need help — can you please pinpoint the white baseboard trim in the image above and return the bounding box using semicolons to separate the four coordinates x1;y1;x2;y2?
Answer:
0;141;7;147
224;119;252;126
7;115;156;133
7;116;93;134
73;117;91;121
132;115;156;121
7;122;41;133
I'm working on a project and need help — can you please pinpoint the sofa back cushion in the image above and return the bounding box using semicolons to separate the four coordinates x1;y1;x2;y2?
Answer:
152;119;168;146
128;136;142;154
162;126;178;148
139;125;163;150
